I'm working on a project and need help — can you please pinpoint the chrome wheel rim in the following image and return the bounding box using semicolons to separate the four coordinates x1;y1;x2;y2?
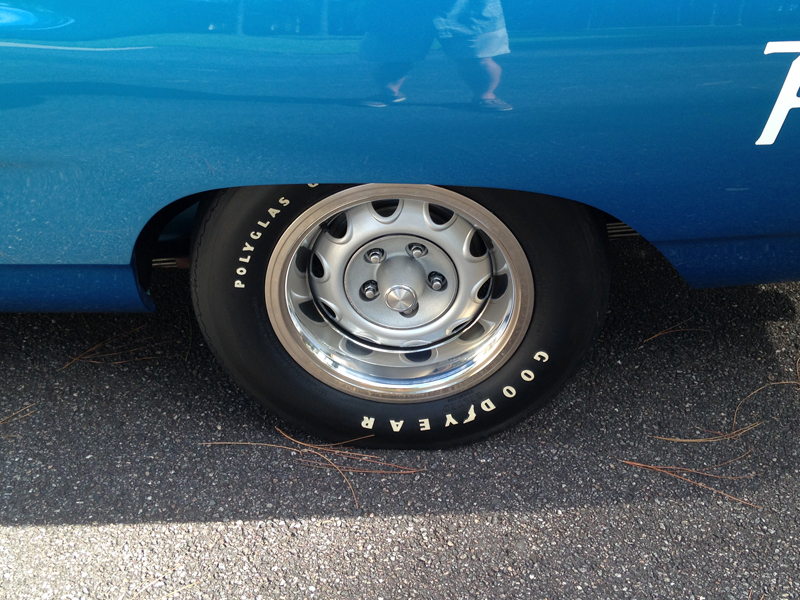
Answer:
265;184;534;403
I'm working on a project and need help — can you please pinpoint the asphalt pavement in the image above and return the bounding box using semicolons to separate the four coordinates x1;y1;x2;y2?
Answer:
1;238;798;599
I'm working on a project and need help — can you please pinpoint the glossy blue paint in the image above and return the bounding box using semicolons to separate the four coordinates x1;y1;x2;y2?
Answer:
0;262;154;312
1;1;800;310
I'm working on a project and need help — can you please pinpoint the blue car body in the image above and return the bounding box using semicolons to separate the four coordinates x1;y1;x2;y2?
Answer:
1;0;799;311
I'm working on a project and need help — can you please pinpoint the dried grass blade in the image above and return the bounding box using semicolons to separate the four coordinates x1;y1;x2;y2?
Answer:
201;441;299;453
301;447;359;509
126;564;184;600
62;325;146;369
619;460;761;508
106;355;175;365
0;409;37;426
704;449;754;470
159;581;200;600
316;452;427;472
273;429;412;468
643;328;709;343
84;341;173;360
203;440;359;507
658;467;756;481
315;434;376;447
295;458;423;475
650;421;762;443
0;404;36;425
732;381;800;431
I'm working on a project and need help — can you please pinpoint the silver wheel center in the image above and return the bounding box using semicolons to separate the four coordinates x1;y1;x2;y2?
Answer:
385;285;417;312
338;234;461;334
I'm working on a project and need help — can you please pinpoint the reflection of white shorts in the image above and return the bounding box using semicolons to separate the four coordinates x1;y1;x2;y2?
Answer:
360;0;510;63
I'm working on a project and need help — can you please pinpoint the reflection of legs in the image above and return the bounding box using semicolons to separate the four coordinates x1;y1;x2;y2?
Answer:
362;62;414;107
456;57;512;111
456;57;502;100
375;62;414;96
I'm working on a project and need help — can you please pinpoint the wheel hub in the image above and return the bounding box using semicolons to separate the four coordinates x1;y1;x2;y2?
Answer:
384;285;417;313
340;234;460;333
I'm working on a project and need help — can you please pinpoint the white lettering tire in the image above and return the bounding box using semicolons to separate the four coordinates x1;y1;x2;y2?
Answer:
191;184;609;448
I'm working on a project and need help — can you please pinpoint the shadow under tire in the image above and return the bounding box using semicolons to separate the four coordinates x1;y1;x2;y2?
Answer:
191;184;609;448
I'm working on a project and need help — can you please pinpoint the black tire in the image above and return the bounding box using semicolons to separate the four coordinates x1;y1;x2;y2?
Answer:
191;184;609;448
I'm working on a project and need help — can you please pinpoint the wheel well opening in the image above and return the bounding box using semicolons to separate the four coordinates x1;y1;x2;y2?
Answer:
133;189;220;292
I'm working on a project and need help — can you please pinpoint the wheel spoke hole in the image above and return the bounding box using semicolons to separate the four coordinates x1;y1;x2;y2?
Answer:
404;349;432;363
310;253;326;279
318;300;338;321
298;301;324;324
323;212;348;239
469;229;489;258
491;273;508;299
371;199;400;218
428;204;455;225
477;278;492;301
294;246;312;274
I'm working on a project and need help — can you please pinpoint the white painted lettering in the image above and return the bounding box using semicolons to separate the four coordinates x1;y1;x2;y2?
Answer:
235;280;245;288
361;417;375;429
268;208;281;218
534;351;549;363
419;419;431;431
279;197;290;206
463;405;477;423
502;386;516;398
242;242;255;252
308;183;319;188
236;267;246;276
521;370;535;381
390;420;404;432
250;231;262;240
257;221;270;228
481;399;497;412
239;256;251;263
445;414;459;427
757;42;800;145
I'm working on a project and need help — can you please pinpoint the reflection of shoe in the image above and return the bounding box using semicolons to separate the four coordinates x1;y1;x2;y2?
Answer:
361;92;406;107
474;97;513;112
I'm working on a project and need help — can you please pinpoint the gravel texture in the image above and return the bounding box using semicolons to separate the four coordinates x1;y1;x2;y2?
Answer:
1;238;799;599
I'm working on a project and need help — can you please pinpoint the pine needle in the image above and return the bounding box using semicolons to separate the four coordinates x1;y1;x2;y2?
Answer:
619;459;761;508
62;325;146;369
159;581;200;600
122;564;184;600
0;404;36;426
202;428;424;509
643;318;709;343
650;421;763;443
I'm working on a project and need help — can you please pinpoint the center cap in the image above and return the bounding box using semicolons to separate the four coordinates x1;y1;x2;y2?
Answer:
385;285;418;312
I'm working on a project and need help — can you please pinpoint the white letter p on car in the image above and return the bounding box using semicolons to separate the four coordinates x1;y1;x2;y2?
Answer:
757;42;800;146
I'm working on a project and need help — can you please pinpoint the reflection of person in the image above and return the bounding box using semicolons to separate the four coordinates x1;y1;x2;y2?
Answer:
360;0;512;111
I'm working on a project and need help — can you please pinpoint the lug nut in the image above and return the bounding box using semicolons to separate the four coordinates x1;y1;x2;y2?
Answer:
361;281;379;299
428;272;446;291
365;248;385;264
408;243;428;258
